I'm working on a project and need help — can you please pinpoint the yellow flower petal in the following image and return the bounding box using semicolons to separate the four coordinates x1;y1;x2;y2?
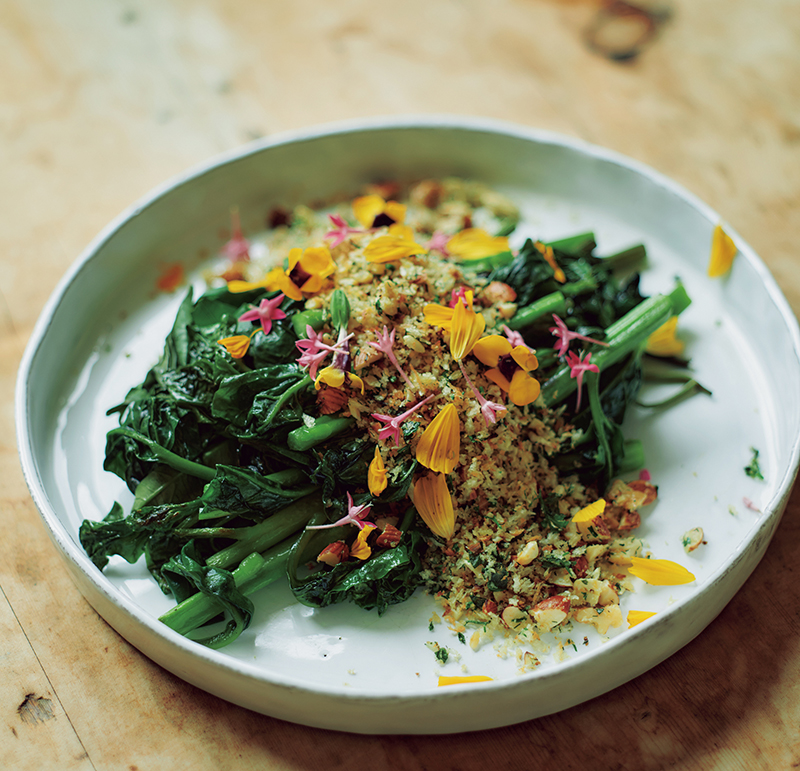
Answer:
388;223;414;240
438;676;494;686
298;246;335;281
627;610;656;628
708;223;737;277
572;499;606;523
628;557;696;586
447;228;510;260
287;247;302;273
449;300;485;361
384;201;407;225
347;371;366;395
352;195;386;228
217;334;253;359
315;366;346;390
646;316;684;357
226;277;272;293
265;267;303;301
423;303;454;331
368;447;388;497
416;403;460;474
508;369;540;406
472;335;511;367
364;234;428;263
510;345;538;372
413;472;455;539
350;524;377;560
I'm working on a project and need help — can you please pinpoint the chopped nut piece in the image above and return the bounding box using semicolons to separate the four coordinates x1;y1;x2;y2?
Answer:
682;527;705;553
317;541;349;566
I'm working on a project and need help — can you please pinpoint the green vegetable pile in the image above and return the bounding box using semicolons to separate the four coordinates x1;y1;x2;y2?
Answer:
79;199;694;650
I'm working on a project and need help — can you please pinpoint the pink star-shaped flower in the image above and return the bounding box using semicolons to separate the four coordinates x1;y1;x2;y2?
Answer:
456;359;507;427
501;324;526;349
238;293;286;336
549;314;609;358
222;209;250;261
324;214;364;248
566;350;599;412
368;326;416;392
371;394;435;446
426;230;450;256
306;492;376;531
295;325;353;380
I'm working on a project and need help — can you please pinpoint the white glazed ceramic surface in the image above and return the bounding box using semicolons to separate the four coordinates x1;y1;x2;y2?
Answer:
16;117;800;734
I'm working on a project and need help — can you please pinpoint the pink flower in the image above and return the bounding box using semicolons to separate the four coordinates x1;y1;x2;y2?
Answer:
426;230;450;256
222;208;250;261
501;324;526;349
238;293;287;336
295;326;353;380
458;360;506;427
566;350;599;412
549;314;609;358
372;394;435;446
325;214;364;248
448;286;472;308
306;492;376;531
639;468;652;482
369;326;416;393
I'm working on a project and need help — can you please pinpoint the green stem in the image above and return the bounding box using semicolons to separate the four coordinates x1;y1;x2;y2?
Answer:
158;537;297;636
287;415;354;451
263;375;312;429
541;285;691;406
206;493;322;569
107;428;216;482
506;291;567;330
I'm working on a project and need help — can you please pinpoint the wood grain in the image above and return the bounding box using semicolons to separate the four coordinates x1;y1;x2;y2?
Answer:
2;0;799;768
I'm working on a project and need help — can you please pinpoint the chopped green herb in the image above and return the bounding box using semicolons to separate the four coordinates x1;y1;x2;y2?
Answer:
745;447;764;480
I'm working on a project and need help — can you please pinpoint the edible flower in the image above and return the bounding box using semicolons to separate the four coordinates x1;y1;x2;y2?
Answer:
448;286;474;308
364;224;428;264
446;228;509;260
307;492;375;531
296;325;353;380
566;350;599;411
501;324;525;348
416;403;460;474
413;472;455;539
372;394;435;446
423;291;474;331
217;332;256;359
448;299;486;361
707;223;737;277
458;358;507;426
313;327;364;394
369;326;416;392
350;524;378;560
325;214;364;248
627;556;696;585
471;334;540;406
549;314;609;358
438;676;494;686
238;293;287;336
627;610;656;628
352;194;406;228
368;447;388;496
221;208;250;261
228;246;335;300
426;230;451;256
646;316;684;357
535;240;565;283
572;499;606;523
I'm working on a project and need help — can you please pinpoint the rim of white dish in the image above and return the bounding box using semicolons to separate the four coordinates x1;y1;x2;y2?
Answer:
15;114;800;705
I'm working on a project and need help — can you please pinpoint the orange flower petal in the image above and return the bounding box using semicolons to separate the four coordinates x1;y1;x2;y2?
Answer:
627;610;656;628
536;241;566;283
508;369;540;406
413;472;455;539
438;676;494;686
708;223;737;277
416;403;460;474
368;447;387;497
572;499;606;523
217;334;252;359
628;557;696;586
449;300;485;361
485;368;511;393
510;345;538;372
350;524;377;560
472;335;511;367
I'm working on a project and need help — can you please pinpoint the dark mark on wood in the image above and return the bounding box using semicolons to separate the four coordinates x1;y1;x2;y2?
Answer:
18;693;55;725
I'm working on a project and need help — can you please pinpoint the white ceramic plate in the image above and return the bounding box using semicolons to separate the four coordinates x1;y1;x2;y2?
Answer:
16;116;800;734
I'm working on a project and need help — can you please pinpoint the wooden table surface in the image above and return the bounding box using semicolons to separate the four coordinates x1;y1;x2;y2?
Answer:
3;1;800;768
